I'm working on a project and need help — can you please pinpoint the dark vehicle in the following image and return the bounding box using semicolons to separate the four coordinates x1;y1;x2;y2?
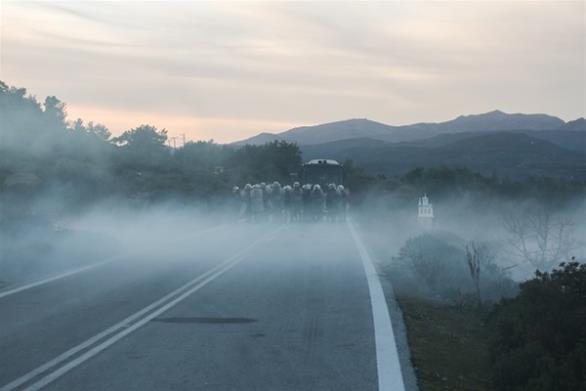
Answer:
302;159;344;186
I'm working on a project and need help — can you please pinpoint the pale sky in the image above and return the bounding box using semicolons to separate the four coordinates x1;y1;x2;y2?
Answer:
1;1;584;143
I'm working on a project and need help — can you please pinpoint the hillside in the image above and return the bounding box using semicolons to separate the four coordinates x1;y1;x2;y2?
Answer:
400;129;586;153
301;132;586;179
233;118;396;146
234;110;569;146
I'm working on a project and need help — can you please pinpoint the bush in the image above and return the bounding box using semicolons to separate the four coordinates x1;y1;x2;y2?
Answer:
387;232;517;303
487;262;586;391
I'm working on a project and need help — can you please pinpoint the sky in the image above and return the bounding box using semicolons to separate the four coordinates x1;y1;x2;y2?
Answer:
1;1;584;143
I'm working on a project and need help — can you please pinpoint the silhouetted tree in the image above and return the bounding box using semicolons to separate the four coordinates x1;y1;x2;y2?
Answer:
43;96;67;131
86;122;111;141
71;118;111;141
503;203;575;271
113;124;167;149
465;241;494;306
488;262;586;391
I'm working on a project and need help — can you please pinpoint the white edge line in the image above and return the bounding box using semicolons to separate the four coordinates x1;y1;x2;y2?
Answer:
0;224;227;300
0;226;283;391
347;218;406;391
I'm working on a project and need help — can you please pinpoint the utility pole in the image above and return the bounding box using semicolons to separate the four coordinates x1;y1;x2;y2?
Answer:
169;136;177;149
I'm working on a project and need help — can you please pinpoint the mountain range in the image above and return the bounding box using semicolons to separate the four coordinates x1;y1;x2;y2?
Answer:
233;111;586;179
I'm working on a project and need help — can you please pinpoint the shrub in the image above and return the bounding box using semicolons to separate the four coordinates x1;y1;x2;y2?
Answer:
487;262;586;391
388;232;517;304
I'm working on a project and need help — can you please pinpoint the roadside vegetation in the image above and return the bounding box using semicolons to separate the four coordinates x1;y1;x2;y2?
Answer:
487;262;586;391
385;234;585;390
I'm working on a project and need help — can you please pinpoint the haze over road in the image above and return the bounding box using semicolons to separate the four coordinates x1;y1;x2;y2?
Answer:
0;222;405;390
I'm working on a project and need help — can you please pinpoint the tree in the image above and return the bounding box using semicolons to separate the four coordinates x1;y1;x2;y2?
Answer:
465;241;494;306
503;203;575;271
43;96;67;130
228;141;302;183
488;262;586;391
71;118;86;133
342;159;377;201
86;121;111;140
393;233;470;299
113;124;167;148
70;119;111;140
111;125;170;170
176;140;227;172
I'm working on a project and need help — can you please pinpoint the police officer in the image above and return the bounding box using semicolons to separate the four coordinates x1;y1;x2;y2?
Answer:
311;184;326;221
302;184;312;222
282;185;293;223
250;184;264;222
326;183;340;222
242;184;253;221
291;182;303;222
271;181;284;222
337;185;348;221
232;186;241;217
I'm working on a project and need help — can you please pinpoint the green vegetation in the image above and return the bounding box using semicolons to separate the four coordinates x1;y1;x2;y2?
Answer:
386;233;511;390
397;295;491;391
389;245;585;391
386;233;518;305
0;81;302;217
487;262;586;391
348;164;586;209
301;122;586;180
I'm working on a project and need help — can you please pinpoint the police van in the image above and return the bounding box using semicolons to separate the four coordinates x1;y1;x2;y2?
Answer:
301;159;344;186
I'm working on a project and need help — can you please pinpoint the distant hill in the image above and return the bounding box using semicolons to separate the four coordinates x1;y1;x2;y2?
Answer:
233;118;395;146
301;132;586;180
529;130;586;153
397;129;586;153
233;110;568;146
233;111;584;179
558;117;586;131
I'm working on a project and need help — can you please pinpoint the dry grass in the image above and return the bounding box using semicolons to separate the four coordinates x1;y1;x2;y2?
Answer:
397;295;491;391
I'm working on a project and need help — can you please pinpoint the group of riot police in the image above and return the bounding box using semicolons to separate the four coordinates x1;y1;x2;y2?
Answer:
231;181;349;223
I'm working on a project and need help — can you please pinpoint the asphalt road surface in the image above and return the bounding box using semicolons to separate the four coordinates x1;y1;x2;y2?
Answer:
0;222;406;390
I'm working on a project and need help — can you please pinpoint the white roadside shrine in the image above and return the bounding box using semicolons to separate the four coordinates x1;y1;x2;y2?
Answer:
417;194;434;230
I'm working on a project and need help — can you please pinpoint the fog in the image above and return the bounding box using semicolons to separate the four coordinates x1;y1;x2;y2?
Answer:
2;183;585;306
1;79;585;306
0;198;224;286
355;190;586;303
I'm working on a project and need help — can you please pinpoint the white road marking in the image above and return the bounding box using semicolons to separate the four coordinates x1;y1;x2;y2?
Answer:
347;218;406;391
0;223;227;300
0;227;283;391
0;261;111;300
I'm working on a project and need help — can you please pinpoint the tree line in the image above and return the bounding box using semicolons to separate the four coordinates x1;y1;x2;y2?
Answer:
2;79;585;214
0;81;302;214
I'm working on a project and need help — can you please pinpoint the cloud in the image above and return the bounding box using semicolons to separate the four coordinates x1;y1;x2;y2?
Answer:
66;104;298;143
33;2;117;26
2;1;584;142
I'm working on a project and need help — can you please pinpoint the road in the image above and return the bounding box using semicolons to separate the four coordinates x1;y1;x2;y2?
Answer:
0;222;406;390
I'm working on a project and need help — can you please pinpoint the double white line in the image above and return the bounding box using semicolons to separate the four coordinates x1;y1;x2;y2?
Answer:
1;227;284;391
